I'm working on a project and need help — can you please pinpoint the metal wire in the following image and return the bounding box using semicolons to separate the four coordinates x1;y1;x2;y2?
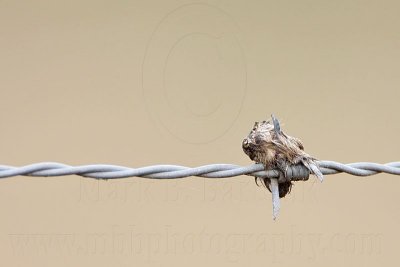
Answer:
0;161;399;179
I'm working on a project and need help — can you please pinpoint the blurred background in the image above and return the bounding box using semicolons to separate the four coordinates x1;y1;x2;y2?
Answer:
0;0;399;266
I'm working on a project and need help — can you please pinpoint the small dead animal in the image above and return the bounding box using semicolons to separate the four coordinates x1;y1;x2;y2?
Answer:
242;115;323;198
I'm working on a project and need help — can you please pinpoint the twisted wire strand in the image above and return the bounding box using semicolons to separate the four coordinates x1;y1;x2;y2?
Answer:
0;161;399;179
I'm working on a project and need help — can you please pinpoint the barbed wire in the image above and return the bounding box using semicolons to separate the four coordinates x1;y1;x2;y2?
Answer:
0;161;399;180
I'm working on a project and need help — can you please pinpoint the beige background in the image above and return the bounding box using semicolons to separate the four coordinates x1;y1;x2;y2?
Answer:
0;0;399;266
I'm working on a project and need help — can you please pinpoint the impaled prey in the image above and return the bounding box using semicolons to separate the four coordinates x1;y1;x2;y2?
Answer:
242;115;323;198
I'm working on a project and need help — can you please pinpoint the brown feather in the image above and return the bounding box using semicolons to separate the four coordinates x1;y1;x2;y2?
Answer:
242;116;323;198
